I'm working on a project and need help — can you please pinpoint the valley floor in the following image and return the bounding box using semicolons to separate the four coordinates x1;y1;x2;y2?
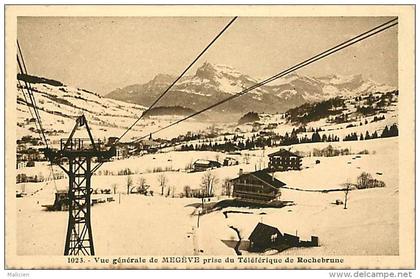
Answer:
16;138;398;256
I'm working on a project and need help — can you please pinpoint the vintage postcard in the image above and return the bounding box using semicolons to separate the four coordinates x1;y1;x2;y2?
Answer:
4;5;415;270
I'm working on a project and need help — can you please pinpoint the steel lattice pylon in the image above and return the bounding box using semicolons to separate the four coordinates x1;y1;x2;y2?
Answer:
44;115;115;256
65;156;94;255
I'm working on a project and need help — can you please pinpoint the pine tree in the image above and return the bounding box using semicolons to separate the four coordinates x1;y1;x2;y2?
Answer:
389;124;399;137
311;132;321;143
381;126;389;138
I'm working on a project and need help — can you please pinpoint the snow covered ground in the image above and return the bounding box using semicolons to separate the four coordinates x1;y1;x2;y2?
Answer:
16;138;398;256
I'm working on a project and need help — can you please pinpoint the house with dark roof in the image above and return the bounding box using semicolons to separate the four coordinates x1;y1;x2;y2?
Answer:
248;222;319;252
229;170;285;203
268;149;302;171
248;223;283;252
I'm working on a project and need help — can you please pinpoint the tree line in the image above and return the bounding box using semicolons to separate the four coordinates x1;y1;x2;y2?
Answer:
343;124;398;142
179;124;398;152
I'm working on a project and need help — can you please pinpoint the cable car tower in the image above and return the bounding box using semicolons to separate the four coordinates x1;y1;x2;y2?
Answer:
44;115;115;255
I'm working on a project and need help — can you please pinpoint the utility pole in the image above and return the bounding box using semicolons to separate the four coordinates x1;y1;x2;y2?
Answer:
44;115;115;255
196;192;205;228
344;183;350;209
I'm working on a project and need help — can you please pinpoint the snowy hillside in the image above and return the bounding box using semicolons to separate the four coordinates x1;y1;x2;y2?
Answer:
15;73;400;257
16;137;399;256
16;75;147;144
106;62;396;113
16;72;399;155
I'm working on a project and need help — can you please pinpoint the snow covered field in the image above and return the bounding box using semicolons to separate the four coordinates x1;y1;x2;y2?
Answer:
16;138;398;256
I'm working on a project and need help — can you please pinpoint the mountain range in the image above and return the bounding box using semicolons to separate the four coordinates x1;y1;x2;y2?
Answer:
106;62;396;113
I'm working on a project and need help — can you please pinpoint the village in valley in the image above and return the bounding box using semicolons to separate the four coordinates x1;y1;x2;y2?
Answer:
14;17;399;257
15;74;399;256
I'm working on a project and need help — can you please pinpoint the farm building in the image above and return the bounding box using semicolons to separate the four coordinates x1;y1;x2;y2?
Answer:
230;170;285;203
42;190;69;211
193;159;221;172
113;143;139;159
223;157;239;166
114;145;129;159
248;222;283;252
16;160;26;169
268;149;302;171
107;136;119;146
138;139;160;153
248;222;319;252
106;138;140;159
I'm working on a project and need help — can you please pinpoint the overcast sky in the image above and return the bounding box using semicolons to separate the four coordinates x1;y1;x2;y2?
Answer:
17;16;398;95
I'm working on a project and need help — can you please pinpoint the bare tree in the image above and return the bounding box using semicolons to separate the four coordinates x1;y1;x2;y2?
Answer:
185;159;194;171
136;176;148;194
344;183;350;209
183;185;192;198
158;174;168;196
357;172;372;189
222;178;232;197
165;185;172;197
356;172;385;190
126;174;133;195
209;123;217;136
111;183;117;194
137;176;147;188
200;171;219;197
243;153;251;164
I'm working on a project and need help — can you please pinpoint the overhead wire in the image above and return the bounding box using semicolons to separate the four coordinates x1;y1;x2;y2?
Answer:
16;18;398;174
131;18;398;142
17;42;49;148
17;44;44;134
90;17;238;172
17;41;57;191
115;16;238;144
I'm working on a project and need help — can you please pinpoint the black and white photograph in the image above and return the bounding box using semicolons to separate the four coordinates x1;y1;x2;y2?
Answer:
4;4;415;270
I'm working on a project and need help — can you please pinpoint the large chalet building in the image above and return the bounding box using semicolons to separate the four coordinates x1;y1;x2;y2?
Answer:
268;149;302;171
230;170;285;204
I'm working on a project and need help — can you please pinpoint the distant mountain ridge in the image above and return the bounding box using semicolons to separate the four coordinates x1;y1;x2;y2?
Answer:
106;62;396;113
144;106;195;117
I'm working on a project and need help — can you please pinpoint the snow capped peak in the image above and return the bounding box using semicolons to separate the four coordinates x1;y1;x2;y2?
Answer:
285;72;300;78
107;62;397;114
195;62;244;80
191;62;258;94
194;62;218;80
212;63;242;76
318;73;364;85
268;72;301;86
151;73;175;84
